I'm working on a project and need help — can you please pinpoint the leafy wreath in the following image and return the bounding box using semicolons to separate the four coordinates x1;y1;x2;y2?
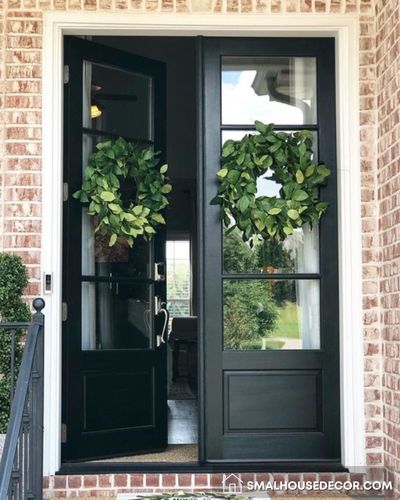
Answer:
73;137;171;247
211;121;330;245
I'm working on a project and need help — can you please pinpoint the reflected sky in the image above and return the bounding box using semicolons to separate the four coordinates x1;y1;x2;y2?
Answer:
222;70;304;125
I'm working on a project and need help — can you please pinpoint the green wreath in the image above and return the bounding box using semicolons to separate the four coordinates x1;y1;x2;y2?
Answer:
211;121;330;245
73;137;171;247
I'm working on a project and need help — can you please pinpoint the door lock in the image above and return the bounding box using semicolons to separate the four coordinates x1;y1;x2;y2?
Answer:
154;262;166;281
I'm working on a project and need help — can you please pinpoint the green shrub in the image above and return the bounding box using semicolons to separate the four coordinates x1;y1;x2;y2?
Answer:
0;253;31;433
224;280;278;350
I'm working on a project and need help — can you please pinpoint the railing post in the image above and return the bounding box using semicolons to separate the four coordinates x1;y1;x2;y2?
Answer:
30;298;45;500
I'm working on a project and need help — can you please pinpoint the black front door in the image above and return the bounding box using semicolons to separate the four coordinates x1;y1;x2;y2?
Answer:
201;37;340;464
62;37;167;461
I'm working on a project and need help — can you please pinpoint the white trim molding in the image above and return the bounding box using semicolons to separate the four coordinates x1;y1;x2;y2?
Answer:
42;11;364;475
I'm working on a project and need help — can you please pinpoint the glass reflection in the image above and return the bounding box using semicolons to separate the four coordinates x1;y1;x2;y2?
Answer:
223;279;320;350
83;61;153;140
82;282;153;350
222;56;317;125
82;208;151;279
223;222;319;274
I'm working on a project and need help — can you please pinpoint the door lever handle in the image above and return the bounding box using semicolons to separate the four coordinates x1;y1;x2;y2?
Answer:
156;305;169;347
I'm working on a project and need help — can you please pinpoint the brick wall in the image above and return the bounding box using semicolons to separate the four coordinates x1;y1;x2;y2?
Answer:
43;471;369;498
375;0;400;494
0;0;397;492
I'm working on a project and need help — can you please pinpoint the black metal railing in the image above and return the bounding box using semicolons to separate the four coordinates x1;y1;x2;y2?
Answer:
0;298;45;500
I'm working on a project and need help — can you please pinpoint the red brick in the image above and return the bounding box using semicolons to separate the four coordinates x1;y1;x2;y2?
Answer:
145;474;160;487
177;474;192;487
99;475;112;487
114;474;128;487
210;473;224;489
194;473;209;487
161;474;177;487
53;476;66;489
67;476;81;488
130;474;144;488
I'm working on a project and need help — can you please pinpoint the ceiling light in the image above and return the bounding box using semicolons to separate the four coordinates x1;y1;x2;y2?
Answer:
91;104;102;119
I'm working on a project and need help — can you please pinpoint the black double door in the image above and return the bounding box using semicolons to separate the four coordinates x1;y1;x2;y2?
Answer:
202;37;340;464
63;37;167;461
63;36;340;465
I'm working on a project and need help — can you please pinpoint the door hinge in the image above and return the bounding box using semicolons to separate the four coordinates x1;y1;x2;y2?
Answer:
64;65;69;84
61;423;67;443
62;302;68;322
63;182;69;202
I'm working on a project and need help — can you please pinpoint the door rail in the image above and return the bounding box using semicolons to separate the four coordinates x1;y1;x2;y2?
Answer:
0;298;45;500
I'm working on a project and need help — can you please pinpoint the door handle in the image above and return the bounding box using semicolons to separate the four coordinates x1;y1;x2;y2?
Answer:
156;304;169;348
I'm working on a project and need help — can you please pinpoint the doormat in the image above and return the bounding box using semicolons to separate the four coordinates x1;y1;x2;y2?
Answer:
168;379;197;400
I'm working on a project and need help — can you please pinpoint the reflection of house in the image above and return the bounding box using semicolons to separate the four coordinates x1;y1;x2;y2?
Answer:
0;1;398;498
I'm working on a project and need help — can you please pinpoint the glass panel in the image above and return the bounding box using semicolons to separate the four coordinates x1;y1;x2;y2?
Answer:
166;240;191;318
81;134;152;279
224;225;319;274
221;129;320;274
81;282;153;350
223;279;320;350
81;208;151;279
221;56;317;125
83;61;153;140
221;130;318;160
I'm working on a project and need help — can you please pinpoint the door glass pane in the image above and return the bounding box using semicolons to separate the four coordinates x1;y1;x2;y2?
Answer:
83;61;153;141
81;133;152;280
221;56;317;125
221;129;320;274
223;279;320;350
81;208;151;279
81;282;153;350
224;225;319;274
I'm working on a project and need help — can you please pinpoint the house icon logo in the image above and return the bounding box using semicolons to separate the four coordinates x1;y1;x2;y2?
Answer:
222;473;244;493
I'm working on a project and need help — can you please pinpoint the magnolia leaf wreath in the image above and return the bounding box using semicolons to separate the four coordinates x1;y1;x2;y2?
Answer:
73;137;172;247
211;121;330;245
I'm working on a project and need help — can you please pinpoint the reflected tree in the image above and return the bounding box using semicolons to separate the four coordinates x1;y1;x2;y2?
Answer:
224;280;278;350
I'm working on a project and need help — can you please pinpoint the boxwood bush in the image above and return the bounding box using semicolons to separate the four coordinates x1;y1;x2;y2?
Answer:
0;253;31;433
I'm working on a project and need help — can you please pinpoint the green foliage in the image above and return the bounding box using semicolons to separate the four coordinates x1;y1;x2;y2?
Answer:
0;253;31;433
223;227;295;306
224;228;279;351
224;280;278;350
224;226;294;274
73;137;171;248
212;121;330;244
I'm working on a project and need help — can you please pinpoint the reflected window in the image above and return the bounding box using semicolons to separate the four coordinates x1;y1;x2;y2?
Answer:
166;240;191;318
222;56;317;125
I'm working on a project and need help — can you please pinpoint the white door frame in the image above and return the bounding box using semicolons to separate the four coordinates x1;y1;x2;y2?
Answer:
42;11;364;476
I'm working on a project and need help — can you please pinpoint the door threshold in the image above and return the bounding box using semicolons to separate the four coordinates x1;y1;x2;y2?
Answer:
58;460;347;475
